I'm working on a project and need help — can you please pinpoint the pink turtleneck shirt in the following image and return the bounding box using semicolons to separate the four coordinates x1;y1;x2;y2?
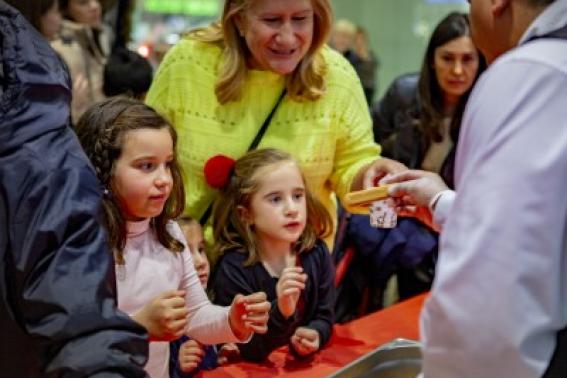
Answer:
116;219;241;378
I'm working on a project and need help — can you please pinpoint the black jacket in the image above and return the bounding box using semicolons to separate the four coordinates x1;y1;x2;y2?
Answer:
371;72;420;150
371;72;456;188
0;3;148;377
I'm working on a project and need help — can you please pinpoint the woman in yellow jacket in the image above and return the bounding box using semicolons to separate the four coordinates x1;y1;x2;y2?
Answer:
146;0;406;261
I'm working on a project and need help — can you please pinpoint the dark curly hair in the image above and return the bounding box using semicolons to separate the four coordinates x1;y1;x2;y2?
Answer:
75;97;185;264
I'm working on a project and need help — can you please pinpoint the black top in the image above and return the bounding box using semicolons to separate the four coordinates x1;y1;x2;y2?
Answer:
212;241;335;361
371;73;456;188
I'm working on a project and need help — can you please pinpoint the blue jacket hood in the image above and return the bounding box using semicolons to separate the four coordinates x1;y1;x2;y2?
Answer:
0;1;71;154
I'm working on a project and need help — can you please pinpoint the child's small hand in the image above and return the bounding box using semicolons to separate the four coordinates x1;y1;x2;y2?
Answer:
217;343;240;365
290;327;320;356
132;289;188;341
276;267;307;318
178;339;205;373
229;292;270;339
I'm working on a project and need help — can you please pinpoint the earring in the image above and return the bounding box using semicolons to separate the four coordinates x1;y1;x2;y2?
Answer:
102;187;113;199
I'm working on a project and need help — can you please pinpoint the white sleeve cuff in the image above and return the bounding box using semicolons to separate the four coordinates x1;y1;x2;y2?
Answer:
431;189;456;231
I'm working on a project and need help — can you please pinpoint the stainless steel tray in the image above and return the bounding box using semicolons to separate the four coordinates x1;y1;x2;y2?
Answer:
327;338;422;378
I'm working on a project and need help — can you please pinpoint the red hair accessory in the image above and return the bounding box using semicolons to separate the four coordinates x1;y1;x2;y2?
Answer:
204;154;236;189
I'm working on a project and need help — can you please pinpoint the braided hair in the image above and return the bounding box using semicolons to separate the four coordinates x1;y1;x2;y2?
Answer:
75;97;185;264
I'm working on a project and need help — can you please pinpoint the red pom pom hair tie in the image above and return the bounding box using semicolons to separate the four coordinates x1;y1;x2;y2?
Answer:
204;154;236;189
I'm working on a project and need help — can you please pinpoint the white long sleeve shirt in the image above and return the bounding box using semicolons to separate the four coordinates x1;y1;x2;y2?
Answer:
421;1;567;376
116;219;241;378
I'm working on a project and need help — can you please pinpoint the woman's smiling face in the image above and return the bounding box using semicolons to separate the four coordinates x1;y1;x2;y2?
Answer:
237;0;314;75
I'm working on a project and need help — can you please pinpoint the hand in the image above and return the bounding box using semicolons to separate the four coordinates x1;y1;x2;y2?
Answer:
178;339;205;373
217;343;240;365
352;157;408;191
229;292;270;340
290;327;320;356
276;267;307;318
132;290;188;341
382;170;449;231
383;170;448;207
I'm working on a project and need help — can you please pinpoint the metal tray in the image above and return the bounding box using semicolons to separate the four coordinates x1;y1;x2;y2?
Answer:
327;338;422;378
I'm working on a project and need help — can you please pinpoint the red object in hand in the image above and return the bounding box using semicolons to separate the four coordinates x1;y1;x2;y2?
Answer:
204;154;236;189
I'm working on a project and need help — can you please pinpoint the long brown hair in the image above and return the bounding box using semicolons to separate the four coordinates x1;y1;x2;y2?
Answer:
417;12;486;144
213;148;332;265
188;0;333;104
4;0;56;32
75;97;185;264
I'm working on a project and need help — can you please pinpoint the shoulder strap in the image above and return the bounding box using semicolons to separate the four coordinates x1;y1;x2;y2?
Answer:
248;89;286;150
199;89;287;226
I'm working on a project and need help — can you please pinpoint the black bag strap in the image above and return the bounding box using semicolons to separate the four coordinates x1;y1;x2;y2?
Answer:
247;89;287;151
199;89;287;225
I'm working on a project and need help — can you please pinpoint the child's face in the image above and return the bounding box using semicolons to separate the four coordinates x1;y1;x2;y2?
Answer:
112;127;173;221
242;161;307;252
181;222;210;289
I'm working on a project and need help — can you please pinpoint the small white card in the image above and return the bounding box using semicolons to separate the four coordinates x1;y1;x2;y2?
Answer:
369;174;397;228
369;198;397;228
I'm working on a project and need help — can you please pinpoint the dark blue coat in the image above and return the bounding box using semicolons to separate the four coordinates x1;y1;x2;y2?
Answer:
0;3;148;376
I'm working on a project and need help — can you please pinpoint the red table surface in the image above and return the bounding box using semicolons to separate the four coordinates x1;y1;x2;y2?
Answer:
202;293;427;378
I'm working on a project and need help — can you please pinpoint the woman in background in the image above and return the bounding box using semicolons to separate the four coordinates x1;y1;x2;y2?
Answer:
4;0;62;41
353;25;379;106
337;12;486;322
51;0;110;123
373;12;485;187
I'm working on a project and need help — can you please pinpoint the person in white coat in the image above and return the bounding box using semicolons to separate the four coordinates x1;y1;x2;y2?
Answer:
384;0;567;376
